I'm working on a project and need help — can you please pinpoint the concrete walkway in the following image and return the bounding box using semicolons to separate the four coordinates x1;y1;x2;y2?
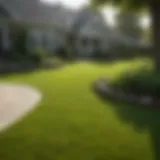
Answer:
0;83;41;132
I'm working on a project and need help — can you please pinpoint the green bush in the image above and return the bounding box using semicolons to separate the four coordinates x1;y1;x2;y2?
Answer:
56;46;69;60
31;48;46;64
4;24;39;62
9;25;28;61
40;56;64;69
109;67;160;97
51;56;63;65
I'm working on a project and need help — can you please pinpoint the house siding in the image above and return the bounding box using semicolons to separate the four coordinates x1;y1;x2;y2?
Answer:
0;6;11;53
27;28;65;54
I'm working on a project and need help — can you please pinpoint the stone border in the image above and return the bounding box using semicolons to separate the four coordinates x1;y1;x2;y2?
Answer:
92;78;160;109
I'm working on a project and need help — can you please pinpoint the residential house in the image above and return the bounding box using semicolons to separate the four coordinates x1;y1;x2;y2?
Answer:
0;0;147;58
0;0;75;55
70;7;113;57
0;1;112;57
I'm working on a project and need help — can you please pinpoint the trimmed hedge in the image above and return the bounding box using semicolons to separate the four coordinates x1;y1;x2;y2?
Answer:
109;68;160;97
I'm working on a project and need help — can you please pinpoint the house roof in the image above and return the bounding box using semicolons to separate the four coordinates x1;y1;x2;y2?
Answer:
75;8;113;39
0;0;76;31
0;1;111;36
0;1;145;47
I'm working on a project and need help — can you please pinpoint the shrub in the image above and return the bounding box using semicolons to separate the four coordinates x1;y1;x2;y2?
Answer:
109;67;160;97
51;56;63;65
56;46;69;60
41;56;63;69
31;48;46;64
8;24;28;61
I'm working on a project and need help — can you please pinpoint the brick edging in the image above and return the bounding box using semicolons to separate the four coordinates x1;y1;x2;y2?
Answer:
92;78;160;109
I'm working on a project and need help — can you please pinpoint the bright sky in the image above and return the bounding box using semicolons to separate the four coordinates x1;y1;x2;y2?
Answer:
42;0;89;9
42;0;151;28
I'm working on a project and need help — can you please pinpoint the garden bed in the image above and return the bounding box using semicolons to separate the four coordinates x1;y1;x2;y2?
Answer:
93;78;160;108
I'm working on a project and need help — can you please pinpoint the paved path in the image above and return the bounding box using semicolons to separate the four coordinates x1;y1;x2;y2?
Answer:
0;83;41;132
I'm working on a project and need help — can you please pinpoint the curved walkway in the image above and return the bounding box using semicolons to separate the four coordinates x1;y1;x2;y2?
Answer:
0;83;41;132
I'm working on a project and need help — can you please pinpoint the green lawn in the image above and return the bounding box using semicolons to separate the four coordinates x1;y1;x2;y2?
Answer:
0;59;159;160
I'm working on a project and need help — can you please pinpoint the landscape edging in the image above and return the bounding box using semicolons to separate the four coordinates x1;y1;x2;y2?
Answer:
92;78;160;109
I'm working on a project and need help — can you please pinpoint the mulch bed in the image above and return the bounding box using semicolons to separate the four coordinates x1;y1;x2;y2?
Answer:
92;78;160;109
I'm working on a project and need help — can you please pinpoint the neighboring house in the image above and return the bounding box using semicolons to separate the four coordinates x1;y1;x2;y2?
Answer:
72;7;114;57
0;1;111;57
0;0;75;55
0;0;148;58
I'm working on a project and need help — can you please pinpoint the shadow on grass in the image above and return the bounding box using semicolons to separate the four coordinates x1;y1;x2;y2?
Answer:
98;96;160;160
0;63;64;78
0;67;38;78
87;56;150;65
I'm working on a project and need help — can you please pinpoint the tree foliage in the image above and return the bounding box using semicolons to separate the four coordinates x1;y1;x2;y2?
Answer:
91;0;148;11
116;12;143;40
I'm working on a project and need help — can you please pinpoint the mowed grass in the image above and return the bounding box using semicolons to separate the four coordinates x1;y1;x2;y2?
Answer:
0;58;158;160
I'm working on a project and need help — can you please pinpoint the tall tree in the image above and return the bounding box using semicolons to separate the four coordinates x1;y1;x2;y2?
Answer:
92;0;160;72
116;12;143;41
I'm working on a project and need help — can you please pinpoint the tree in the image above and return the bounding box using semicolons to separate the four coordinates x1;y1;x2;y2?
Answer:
143;27;152;44
115;12;143;41
91;0;160;72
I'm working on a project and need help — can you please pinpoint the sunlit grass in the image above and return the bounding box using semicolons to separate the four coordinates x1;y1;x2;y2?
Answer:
0;58;156;160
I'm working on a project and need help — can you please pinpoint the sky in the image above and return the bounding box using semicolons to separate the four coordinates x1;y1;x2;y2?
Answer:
42;0;89;9
42;0;150;28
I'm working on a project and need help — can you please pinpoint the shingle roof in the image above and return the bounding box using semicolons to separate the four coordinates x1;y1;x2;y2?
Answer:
1;0;76;30
0;1;144;47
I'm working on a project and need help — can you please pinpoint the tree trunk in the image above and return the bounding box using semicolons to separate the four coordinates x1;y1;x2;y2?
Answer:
149;1;160;72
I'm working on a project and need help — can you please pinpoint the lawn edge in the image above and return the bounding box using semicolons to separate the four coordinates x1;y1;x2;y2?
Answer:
92;78;160;109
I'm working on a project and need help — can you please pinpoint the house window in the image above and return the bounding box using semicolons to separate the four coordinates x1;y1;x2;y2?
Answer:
27;29;43;50
93;39;99;47
93;39;101;50
43;34;48;49
81;38;88;48
43;33;55;52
